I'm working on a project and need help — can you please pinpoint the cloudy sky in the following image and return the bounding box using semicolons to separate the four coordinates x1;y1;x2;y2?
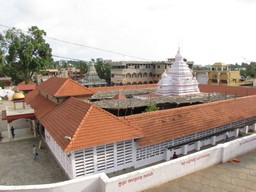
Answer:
0;0;255;65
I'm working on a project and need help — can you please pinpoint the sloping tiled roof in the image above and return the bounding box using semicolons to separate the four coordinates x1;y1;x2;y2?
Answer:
199;84;256;97
112;93;126;100
89;84;157;92
40;97;143;152
123;95;256;147
37;77;94;97
13;81;36;91
25;89;40;104
90;84;256;100
29;94;57;120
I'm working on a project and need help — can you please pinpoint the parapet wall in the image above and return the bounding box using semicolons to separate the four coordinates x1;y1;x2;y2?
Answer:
1;134;256;192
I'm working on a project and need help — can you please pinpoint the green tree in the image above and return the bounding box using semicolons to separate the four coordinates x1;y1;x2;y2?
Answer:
75;61;88;74
94;58;111;84
0;26;53;84
144;101;159;112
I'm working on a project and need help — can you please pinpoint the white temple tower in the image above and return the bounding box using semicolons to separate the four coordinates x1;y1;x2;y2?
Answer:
80;62;107;87
156;48;200;96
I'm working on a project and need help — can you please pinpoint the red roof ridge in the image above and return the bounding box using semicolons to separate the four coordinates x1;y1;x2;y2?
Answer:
54;78;69;97
54;78;94;97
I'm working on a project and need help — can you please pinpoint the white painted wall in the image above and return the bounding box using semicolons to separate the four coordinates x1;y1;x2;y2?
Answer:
106;147;221;192
0;174;104;192
195;72;208;84
106;134;256;192
2;134;256;192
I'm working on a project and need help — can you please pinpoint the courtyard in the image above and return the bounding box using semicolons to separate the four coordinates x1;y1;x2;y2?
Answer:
0;136;68;185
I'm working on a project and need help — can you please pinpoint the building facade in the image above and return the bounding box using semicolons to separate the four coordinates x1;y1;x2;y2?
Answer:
193;62;241;86
110;59;194;85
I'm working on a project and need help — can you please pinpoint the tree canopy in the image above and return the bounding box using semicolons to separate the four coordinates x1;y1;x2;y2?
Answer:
0;26;53;84
94;58;111;84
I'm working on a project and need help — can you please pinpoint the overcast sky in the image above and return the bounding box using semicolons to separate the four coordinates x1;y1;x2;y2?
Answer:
0;0;255;65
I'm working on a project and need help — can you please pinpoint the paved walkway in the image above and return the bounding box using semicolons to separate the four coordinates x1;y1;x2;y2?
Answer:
0;100;68;185
144;150;256;192
0;137;68;185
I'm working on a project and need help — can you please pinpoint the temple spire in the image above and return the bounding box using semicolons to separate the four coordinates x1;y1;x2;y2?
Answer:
156;49;200;96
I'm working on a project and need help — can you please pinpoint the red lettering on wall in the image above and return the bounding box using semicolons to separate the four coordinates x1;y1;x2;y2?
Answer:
118;172;154;187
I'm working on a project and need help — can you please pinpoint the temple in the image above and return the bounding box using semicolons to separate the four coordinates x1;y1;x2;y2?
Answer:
156;48;200;96
79;61;107;87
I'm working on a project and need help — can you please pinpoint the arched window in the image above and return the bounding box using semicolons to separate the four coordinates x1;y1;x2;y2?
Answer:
126;73;131;78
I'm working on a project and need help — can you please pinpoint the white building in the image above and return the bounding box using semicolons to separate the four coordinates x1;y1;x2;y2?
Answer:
156;48;200;96
25;76;256;179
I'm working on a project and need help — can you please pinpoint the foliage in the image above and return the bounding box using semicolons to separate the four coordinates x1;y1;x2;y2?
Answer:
244;62;256;78
94;58;111;84
0;26;53;84
229;62;256;78
193;65;210;70
75;61;88;74
144;101;159;112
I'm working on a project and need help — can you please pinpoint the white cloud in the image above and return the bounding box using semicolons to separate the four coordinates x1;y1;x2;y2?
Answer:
0;0;256;65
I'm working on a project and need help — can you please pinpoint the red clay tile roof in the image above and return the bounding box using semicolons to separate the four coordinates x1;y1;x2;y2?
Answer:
112;93;126;100
89;84;157;92
89;84;256;97
25;89;40;104
29;94;57;120
199;84;256;96
13;81;36;91
123;95;256;147
37;77;94;97
40;97;143;152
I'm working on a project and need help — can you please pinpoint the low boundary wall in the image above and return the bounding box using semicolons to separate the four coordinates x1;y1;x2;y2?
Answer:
1;134;256;192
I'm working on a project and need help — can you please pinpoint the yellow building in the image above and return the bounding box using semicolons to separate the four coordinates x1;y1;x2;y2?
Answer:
208;62;241;86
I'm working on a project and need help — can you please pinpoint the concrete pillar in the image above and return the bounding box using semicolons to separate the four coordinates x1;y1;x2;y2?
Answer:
164;148;171;161
211;136;216;145
250;123;256;132
235;128;239;138
31;120;36;137
245;125;249;134
196;141;201;151
182;144;188;155
7;123;11;141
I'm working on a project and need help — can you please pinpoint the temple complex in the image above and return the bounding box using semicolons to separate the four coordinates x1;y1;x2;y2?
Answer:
156;48;200;96
79;61;107;87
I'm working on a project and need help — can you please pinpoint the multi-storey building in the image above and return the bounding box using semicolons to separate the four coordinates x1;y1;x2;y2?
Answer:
194;62;244;86
208;62;241;85
110;59;193;85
